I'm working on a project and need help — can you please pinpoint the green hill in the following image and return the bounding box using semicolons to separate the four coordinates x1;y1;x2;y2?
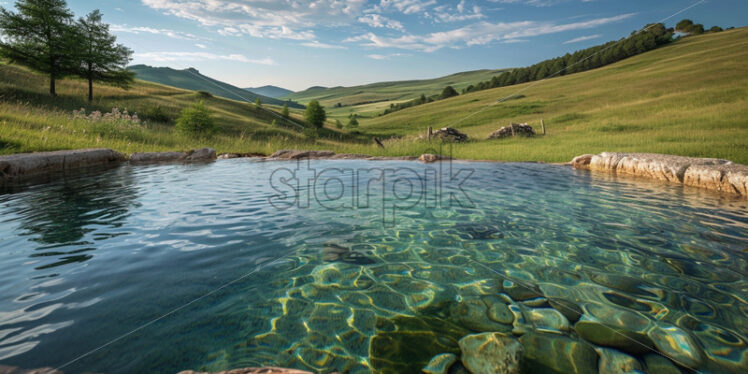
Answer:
286;69;510;119
245;85;294;98
128;65;303;108
356;27;748;163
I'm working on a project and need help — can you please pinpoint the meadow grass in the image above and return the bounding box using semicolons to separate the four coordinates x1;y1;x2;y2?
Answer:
1;29;746;163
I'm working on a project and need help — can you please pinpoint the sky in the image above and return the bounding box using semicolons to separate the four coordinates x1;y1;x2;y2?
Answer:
6;0;745;91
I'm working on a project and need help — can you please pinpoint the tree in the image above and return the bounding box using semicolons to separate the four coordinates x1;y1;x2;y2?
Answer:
175;100;216;137
304;99;326;128
676;19;693;32
0;0;77;96
255;97;262;107
439;86;459;99
334;119;343;129
75;10;133;102
347;115;359;128
708;26;723;33
281;102;289;117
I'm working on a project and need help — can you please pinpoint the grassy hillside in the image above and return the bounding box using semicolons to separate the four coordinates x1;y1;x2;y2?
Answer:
245;85;294;98
128;65;303;108
286;69;509;120
358;27;748;163
0;63;368;156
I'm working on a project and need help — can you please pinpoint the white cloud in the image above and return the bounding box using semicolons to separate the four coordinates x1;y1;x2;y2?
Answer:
487;0;568;7
563;34;601;44
432;1;484;23
358;14;405;31
301;41;346;49
141;0;367;41
366;53;406;60
135;51;275;65
111;25;199;40
195;43;208;49
345;13;633;51
378;0;438;15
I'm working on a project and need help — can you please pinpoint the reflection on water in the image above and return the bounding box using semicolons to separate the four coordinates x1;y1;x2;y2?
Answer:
0;160;746;373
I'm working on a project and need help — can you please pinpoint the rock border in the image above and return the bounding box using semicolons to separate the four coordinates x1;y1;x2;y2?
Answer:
571;152;748;198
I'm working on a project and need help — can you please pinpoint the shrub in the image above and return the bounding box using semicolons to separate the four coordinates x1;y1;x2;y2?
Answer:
335;119;343;129
439;86;459;99
347;115;359;128
139;105;174;124
195;90;213;99
281;103;289;117
304;100;326;128
175;100;216;137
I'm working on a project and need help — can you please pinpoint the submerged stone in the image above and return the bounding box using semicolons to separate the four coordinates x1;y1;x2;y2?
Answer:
519;332;598;374
422;353;458;374
642;354;684;374
449;299;512;333
648;324;705;370
525;308;570;333
597;347;644;374
322;243;375;265
459;332;522;374
574;303;654;354
503;280;543;301
548;298;583;323
487;301;515;325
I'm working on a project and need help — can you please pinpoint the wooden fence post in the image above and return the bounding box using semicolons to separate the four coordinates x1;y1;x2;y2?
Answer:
428;126;433;140
541;119;546;135
510;123;515;137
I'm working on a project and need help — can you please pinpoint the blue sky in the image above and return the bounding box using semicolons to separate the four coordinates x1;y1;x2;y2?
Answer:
11;0;746;90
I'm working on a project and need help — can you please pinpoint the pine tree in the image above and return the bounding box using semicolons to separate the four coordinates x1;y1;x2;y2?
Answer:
75;10;133;102
0;0;77;96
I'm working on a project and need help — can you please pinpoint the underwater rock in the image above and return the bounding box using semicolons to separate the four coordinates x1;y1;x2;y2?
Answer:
525;308;570;334
596;347;643;374
574;303;655;354
322;243;375;265
449;298;512;333
487;300;515;325
502;280;543;301
521;297;549;308
0;366;63;374
177;369;313;374
458;332;523;374
422;353;458;374
369;315;468;373
642;354;685;374
519;332;599;374
548;298;583;323
647;324;704;370
455;223;504;240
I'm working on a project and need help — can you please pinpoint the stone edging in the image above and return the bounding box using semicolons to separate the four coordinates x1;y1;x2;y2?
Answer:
571;152;747;198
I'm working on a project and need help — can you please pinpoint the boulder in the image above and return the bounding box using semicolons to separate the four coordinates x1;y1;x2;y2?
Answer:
488;123;535;139
419;154;452;163
129;151;187;163
519;332;598;374
422;353;458;374
647;324;704;370
433;127;468;142
269;149;335;159
574;303;654;354
449;298;513;333
0;148;125;179
596;348;643;374
459;332;522;374
185;147;217;161
642;354;684;374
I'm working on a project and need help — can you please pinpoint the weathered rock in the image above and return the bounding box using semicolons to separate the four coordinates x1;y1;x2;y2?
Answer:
185;147;217;161
0;148;125;179
450;298;513;333
129;151;187;163
178;368;312;374
596;347;644;374
548;298;583;323
524;308;570;333
419;154;452;163
487;301;515;325
422;353;458;374
519;332;598;374
269;149;335;159
574;303;654;354
459;332;522;374
488;123;535;139
647;324;704;370
570;152;748;198
642;354;684;374
433;127;468;142
503;280;543;301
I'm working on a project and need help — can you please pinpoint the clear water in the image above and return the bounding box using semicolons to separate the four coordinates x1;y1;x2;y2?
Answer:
0;159;746;373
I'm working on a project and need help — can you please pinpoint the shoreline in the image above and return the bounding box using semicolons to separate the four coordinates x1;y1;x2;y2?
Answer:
1;148;746;199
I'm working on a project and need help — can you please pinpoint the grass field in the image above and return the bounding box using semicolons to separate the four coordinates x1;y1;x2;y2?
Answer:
285;69;510;120
1;28;746;163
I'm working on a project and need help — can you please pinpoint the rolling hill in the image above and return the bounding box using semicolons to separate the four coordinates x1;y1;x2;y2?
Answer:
357;27;748;163
128;65;304;108
245;85;294;98
286;69;510;119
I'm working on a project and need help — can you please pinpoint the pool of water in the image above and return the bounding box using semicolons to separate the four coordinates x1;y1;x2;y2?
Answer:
0;159;746;373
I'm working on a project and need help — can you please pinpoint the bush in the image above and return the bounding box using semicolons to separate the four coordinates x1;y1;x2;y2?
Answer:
347;115;359;128
140;105;174;124
175;100;216;137
195;90;213;99
335;119;343;129
439;86;459;99
304;100;326;128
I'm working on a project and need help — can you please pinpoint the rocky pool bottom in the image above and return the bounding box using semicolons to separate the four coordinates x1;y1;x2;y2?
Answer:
0;159;746;374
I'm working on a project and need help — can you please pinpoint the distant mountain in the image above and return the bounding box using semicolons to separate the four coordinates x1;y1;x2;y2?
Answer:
128;65;304;108
244;85;294;99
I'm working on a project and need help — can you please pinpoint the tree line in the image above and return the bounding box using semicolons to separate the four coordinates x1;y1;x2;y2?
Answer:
462;20;727;96
382;86;459;115
0;0;133;101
